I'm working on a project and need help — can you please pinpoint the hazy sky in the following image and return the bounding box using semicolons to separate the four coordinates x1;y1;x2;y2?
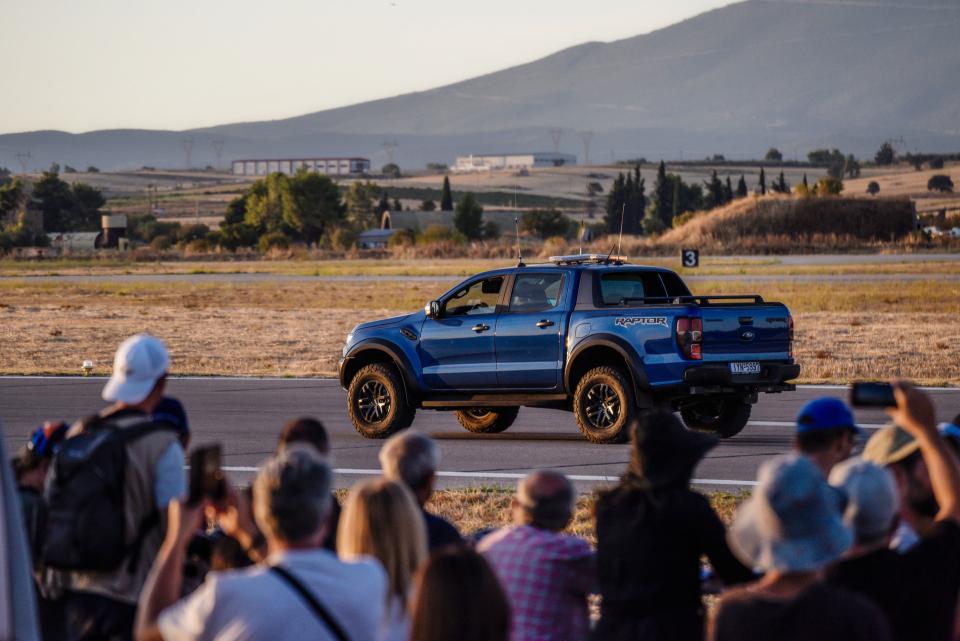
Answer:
0;0;734;134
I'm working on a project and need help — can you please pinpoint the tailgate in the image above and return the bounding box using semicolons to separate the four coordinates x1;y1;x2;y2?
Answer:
699;304;791;361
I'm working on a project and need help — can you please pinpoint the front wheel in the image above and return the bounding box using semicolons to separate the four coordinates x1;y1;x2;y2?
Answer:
680;399;751;438
347;363;414;438
573;366;634;444
455;407;520;434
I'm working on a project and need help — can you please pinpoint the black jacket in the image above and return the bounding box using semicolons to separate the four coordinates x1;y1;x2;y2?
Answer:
592;483;754;641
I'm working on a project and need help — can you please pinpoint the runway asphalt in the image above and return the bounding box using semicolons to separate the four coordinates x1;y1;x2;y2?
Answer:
2;377;958;492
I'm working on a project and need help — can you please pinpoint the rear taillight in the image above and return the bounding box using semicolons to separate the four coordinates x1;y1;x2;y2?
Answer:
788;316;794;358
677;316;703;360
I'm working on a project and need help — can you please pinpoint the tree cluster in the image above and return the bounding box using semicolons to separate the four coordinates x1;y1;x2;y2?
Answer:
604;165;646;235
520;209;574;239
453;193;498;240
806;149;858;180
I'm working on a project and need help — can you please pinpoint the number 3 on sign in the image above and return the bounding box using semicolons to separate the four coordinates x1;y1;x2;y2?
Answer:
682;249;699;268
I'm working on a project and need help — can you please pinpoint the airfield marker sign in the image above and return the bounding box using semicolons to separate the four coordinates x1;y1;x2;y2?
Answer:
682;249;700;268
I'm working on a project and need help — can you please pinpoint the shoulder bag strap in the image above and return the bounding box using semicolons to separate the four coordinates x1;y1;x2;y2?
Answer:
269;565;353;641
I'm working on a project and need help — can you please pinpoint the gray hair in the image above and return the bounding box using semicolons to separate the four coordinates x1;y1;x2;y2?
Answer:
379;430;440;492
516;469;574;531
253;446;333;544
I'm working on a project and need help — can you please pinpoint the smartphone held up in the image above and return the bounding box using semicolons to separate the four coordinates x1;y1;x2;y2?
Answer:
189;444;225;506
850;382;897;408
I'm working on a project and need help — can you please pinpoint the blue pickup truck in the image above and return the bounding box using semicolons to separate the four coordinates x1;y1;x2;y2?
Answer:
339;254;799;443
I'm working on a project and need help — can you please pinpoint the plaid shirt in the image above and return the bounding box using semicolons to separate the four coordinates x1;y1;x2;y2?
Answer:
479;525;595;641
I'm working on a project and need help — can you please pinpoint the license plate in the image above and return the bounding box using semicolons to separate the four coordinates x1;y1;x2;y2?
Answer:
730;361;761;375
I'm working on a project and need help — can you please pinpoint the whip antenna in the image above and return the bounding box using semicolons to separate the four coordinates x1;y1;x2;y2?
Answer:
616;203;625;258
579;214;585;254
515;217;525;267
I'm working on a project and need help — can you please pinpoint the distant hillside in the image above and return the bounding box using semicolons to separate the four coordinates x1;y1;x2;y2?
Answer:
4;0;960;170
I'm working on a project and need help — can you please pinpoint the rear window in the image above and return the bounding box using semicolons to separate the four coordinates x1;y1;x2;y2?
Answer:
660;271;692;297
599;272;668;305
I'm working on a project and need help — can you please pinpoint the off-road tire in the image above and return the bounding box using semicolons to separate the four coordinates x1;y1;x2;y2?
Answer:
454;407;520;434
680;399;751;439
347;363;414;438
573;366;634;444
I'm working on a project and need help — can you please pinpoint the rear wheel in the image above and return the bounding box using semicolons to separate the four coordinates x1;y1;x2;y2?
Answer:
347;363;414;438
454;407;520;434
680;398;751;438
573;366;634;444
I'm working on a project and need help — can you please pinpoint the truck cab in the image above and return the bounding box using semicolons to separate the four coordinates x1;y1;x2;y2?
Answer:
339;254;799;443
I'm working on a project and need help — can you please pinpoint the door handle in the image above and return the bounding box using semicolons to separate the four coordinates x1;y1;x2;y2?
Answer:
471;324;490;333
536;319;555;328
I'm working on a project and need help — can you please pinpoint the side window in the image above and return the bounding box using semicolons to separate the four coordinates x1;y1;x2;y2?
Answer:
509;273;564;313
660;271;692;298
599;272;667;305
444;276;503;317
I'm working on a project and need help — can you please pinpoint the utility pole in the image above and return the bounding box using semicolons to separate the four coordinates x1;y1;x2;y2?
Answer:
578;130;593;166
181;137;194;170
211;139;225;170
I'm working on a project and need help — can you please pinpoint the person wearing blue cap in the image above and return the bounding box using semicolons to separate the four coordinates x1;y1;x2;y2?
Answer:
15;421;69;641
794;397;860;477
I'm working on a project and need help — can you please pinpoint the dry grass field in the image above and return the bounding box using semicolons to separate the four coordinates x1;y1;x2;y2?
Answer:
342;486;746;543
1;277;956;384
3;256;960;278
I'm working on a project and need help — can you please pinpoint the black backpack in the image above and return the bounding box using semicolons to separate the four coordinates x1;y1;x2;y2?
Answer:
41;413;176;572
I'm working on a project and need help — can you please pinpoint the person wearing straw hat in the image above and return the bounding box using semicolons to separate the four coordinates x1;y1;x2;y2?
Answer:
592;411;753;641
710;454;892;641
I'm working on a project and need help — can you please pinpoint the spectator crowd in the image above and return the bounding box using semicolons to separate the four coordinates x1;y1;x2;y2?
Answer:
11;333;960;641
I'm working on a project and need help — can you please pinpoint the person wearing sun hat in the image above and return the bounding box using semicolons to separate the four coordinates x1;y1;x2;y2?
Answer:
65;334;187;641
592;410;754;641
710;453;892;641
862;392;943;552
830;382;960;641
794;397;860;477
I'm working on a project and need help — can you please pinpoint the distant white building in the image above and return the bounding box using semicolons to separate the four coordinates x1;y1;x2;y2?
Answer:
453;152;577;172
231;157;370;177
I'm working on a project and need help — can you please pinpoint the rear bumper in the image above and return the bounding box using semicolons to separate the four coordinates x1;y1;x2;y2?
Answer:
683;362;800;391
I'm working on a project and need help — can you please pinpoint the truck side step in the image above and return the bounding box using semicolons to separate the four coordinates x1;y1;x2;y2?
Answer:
421;393;568;408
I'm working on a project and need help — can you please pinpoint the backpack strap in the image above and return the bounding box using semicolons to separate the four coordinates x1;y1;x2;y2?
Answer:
269;565;353;641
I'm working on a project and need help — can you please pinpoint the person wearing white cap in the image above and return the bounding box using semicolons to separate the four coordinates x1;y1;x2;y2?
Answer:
826;384;960;641
64;334;187;641
709;454;892;641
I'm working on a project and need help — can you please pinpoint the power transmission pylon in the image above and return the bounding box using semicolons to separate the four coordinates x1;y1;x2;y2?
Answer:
211;139;225;170
382;140;398;166
181;138;195;170
578;131;593;166
15;151;31;175
550;128;563;153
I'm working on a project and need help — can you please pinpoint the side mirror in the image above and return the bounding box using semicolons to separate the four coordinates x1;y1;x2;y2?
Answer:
425;300;441;319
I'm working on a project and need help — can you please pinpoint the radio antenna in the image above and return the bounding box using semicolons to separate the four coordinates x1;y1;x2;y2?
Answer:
515;217;525;267
616;203;625;257
579;215;585;254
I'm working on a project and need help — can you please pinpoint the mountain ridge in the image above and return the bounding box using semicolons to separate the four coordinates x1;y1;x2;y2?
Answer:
4;0;960;170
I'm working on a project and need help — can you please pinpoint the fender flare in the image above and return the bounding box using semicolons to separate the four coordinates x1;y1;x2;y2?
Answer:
341;339;421;405
564;334;650;398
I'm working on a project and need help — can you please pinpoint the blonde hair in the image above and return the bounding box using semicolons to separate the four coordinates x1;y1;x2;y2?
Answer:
338;478;427;601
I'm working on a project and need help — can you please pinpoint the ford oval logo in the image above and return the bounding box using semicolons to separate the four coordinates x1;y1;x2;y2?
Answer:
740;330;756;342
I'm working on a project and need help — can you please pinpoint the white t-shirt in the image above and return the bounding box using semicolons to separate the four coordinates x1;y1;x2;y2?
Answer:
159;549;387;641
